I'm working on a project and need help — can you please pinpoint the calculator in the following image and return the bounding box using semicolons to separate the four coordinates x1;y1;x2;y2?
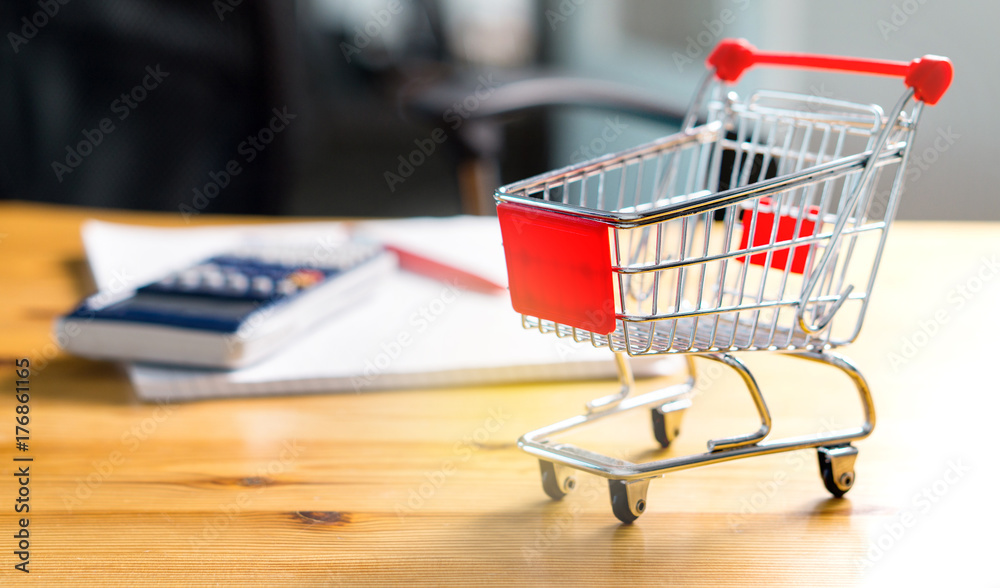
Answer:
56;242;395;368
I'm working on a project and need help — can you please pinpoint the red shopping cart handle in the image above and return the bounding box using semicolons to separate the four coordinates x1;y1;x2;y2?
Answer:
707;38;953;105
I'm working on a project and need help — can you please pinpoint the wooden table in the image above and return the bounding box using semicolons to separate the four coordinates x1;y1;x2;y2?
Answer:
1;201;998;587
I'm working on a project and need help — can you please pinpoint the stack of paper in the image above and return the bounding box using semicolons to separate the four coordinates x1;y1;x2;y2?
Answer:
79;217;677;401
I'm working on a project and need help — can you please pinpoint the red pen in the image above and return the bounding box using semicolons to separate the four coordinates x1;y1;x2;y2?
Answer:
383;244;506;295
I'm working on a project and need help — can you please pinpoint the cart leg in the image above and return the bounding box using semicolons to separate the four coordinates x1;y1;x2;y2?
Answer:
650;356;694;448
586;352;634;413
538;460;577;501
791;350;876;438
608;478;651;524
701;353;773;452
817;445;858;498
792;350;873;498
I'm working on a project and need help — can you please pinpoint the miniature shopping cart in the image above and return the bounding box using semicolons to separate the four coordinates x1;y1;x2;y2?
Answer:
495;39;953;523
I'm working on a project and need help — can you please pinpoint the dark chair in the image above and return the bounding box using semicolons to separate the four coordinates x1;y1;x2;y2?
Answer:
406;74;688;214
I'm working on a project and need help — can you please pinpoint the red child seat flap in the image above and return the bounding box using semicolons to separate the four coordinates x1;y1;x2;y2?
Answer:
497;202;616;334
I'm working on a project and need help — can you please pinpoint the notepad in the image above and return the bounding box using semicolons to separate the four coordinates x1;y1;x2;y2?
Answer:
78;217;679;401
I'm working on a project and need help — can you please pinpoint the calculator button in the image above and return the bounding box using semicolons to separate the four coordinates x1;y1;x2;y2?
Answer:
179;270;202;289
157;274;177;288
251;276;273;295
203;270;226;291
288;269;325;289
226;273;249;293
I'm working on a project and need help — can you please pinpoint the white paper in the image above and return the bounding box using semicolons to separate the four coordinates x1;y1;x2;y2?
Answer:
78;217;678;401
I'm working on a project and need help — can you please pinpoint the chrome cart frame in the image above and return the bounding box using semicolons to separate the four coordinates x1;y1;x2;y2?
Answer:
494;39;953;522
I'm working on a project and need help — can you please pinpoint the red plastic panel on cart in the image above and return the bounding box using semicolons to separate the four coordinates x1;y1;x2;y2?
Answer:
738;199;818;274
497;202;616;334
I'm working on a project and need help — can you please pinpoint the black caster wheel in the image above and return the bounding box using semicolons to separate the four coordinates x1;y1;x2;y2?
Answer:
650;399;690;449
651;408;677;448
608;479;650;524
539;460;576;501
817;445;858;498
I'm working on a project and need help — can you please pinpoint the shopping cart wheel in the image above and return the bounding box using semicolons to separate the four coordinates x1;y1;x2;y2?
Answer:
539;460;576;501
608;478;651;524
817;445;859;498
650;399;691;449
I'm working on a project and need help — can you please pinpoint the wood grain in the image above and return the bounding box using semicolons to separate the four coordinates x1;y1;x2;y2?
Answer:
1;201;998;586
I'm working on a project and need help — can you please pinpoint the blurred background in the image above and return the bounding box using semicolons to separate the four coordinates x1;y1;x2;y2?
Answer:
0;0;993;220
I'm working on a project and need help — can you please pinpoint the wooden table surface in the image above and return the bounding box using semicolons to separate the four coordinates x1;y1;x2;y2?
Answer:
1;201;998;587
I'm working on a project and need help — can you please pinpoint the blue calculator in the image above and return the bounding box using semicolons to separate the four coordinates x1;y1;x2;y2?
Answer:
56;242;395;368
